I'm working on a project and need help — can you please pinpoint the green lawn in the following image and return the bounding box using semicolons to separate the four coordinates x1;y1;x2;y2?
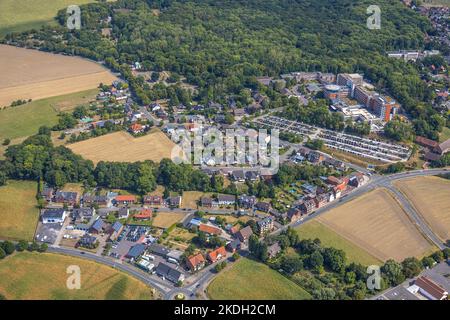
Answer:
207;258;311;300
295;220;382;266
0;0;95;37
0;180;39;241
439;127;450;143
0;88;98;142
0;252;158;300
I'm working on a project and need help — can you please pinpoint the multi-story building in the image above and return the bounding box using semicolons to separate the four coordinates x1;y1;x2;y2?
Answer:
370;95;399;122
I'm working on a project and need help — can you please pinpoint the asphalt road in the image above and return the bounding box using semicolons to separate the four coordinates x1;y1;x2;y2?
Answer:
49;168;449;300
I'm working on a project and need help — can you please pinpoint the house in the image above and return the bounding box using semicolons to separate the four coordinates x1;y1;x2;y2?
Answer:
415;136;439;151
436;138;450;155
143;195;163;206
186;218;202;229
267;242;281;258
255;202;271;213
77;234;97;248
108;221;124;241
71;208;95;222
148;244;170;258
126;243;146;260
41;187;54;202
134;208;152;220
118;207;129;219
229;225;240;235
314;193;328;208
231;170;245;182
115;195;136;205
236;225;253;242
300;199;316;215
186;253;206;272
233;108;246;117
411;276;448;300
155;262;185;283
89;218;105;234
245;171;260;182
238;195;257;209
349;173;366;188
207;246;227;263
83;194;108;206
323;158;346;171
54;191;78;205
199;224;222;236
327;176;348;192
226;239;242;253
307;151;324;164
287;208;302;222
201;197;213;208
217;194;235;206
41;208;67;224
257;217;274;235
167;196;182;208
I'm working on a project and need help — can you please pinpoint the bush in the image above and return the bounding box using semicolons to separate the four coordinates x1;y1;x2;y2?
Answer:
16;240;28;252
1;241;15;255
0;247;5;259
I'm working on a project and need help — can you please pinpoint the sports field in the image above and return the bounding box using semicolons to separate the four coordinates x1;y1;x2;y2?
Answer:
0;45;116;107
317;189;435;261
295;220;382;266
0;180;39;241
0;88;98;142
207;258;311;300
0;0;95;37
0;252;158;300
394;176;450;242
68;130;178;165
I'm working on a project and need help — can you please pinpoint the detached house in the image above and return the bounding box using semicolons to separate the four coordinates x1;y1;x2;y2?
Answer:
287;208;302;222
201;197;213;208
207;246;227;263
199;224;222;236
54;191;78;205
143;195;163;206
217;195;235;206
238;195;256;209
255;202;271;213
115;195;136;206
186;253;206;272
167;196;182;208
236;225;253;242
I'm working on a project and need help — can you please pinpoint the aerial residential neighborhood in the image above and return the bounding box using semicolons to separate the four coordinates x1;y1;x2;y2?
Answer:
0;0;449;309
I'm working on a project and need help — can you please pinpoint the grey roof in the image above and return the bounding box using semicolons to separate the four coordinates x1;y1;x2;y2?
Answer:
217;194;236;202
155;263;183;283
90;218;104;231
149;244;170;257
127;244;146;258
42;208;65;220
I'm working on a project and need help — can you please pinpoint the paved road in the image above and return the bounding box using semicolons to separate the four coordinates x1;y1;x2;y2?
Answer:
48;168;449;300
272;168;449;250
48;246;173;295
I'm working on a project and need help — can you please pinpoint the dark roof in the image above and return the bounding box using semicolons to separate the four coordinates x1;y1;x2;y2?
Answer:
149;244;170;257
72;208;94;219
90;218;105;231
111;221;123;232
127;244;146;258
42;208;65;219
155;262;183;282
55;191;78;201
217;194;235;202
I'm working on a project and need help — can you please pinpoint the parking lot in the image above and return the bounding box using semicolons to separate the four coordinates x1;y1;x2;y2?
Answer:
35;222;63;244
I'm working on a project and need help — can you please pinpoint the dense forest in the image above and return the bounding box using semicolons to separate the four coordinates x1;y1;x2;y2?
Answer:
2;0;445;139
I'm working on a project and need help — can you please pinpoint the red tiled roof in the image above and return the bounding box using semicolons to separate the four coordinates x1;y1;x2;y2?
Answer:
207;247;227;262
415;136;439;149
130;123;143;132
187;253;205;269
415;276;447;300
199;224;222;235
134;209;152;219
116;195;136;202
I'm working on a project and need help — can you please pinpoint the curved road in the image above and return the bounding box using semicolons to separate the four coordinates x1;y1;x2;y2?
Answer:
50;168;449;300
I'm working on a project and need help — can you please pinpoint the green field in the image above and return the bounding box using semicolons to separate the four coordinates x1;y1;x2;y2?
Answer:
0;88;98;142
0;0;96;37
440;127;450;143
295;220;382;266
0;252;158;300
207;258;311;300
0;180;39;241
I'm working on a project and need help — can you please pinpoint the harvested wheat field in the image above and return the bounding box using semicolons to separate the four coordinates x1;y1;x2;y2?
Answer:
317;188;435;262
68;130;178;165
152;212;186;229
394;176;450;242
0;45;117;107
